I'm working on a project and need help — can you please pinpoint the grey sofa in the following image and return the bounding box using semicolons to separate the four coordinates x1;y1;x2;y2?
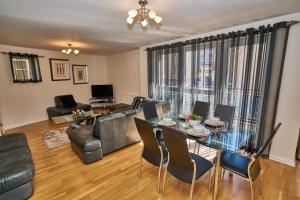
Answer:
0;133;35;200
47;95;91;119
67;110;142;164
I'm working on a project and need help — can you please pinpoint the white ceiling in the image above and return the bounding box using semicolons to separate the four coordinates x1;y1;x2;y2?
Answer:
0;0;300;55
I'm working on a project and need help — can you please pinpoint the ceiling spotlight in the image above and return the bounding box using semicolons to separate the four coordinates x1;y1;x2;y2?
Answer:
73;49;80;54
127;17;134;25
128;9;138;18
127;0;162;31
61;44;80;55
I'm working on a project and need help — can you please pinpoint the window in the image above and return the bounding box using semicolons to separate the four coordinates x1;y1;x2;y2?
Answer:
9;53;42;83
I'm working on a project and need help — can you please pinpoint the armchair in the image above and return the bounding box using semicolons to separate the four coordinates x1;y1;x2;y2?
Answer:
47;94;91;119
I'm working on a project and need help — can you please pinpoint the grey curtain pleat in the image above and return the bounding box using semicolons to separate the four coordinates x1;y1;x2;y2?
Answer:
147;22;291;153
257;24;290;155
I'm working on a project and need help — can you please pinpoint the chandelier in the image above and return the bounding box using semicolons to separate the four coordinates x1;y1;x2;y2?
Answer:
61;44;79;55
127;0;162;31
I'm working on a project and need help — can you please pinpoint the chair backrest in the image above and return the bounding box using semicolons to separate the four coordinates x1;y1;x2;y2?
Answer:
55;94;76;108
161;102;171;115
192;101;210;121
134;117;162;166
93;113;127;155
254;123;282;159
162;126;194;183
142;101;158;120
131;96;146;110
214;104;235;130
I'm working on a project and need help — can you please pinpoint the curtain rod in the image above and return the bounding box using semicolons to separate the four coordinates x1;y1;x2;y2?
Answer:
0;52;45;58
146;20;299;51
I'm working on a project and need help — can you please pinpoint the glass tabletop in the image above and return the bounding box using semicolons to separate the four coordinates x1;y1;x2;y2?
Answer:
148;116;251;153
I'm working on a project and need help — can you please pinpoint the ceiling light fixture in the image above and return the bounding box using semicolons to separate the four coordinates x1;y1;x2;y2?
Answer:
61;44;80;55
127;0;162;31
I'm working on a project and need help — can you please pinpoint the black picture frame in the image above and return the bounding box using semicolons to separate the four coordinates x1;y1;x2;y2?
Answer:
9;53;42;83
49;58;71;81
72;64;89;84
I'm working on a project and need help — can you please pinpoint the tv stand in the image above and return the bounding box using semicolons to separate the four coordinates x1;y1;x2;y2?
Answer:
89;97;115;108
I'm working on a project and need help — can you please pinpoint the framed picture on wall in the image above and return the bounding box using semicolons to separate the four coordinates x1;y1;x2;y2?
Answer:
49;58;71;81
72;64;88;84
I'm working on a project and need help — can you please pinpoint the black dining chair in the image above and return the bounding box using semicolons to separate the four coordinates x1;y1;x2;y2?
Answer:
192;101;210;121
142;101;164;142
214;104;235;130
142;101;159;120
219;123;282;200
134;117;168;193
161;126;214;200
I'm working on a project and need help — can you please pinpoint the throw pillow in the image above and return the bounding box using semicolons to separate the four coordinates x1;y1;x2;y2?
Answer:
61;95;77;108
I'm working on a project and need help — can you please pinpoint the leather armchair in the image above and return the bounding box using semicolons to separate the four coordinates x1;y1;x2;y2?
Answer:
47;95;91;119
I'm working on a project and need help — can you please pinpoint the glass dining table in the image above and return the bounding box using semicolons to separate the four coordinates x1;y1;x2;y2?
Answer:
147;116;252;200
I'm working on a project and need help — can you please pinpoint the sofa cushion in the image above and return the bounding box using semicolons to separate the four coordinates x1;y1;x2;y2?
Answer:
0;133;34;194
0;160;34;193
60;95;77;108
0;133;29;153
220;151;250;178
67;126;101;152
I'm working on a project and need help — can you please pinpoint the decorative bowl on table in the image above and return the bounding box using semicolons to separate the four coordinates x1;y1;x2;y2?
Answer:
158;117;176;126
187;126;209;137
204;117;225;127
72;109;87;121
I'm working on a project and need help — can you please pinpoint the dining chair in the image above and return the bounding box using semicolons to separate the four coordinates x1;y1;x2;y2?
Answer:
134;117;168;193
161;101;171;116
214;104;235;130
192;101;210;121
142;101;164;142
142;101;159;120
218;123;282;200
161;126;214;200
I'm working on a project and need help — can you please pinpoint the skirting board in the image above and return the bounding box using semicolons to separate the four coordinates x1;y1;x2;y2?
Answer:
3;117;48;130
269;154;296;167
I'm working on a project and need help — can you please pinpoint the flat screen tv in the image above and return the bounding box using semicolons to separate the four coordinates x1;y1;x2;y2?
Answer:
91;84;113;98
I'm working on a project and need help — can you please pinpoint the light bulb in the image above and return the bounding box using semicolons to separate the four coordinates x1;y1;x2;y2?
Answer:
62;49;66;54
148;10;156;19
127;17;134;24
66;51;71;55
154;16;162;24
67;48;72;53
128;9;138;18
141;19;148;27
73;49;79;54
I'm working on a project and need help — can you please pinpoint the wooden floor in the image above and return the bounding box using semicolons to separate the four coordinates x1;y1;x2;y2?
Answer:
6;120;300;200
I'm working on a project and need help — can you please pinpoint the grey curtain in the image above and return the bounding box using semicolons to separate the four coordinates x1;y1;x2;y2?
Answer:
257;23;290;155
147;22;291;154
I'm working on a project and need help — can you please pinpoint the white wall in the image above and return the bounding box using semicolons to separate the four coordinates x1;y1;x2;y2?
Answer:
137;12;300;166
107;49;140;104
0;44;108;129
269;23;300;166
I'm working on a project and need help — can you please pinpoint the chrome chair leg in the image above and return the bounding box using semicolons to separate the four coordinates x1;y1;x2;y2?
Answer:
189;178;195;200
193;143;197;154
158;161;163;193
162;167;168;195
221;169;226;179
250;180;254;200
139;155;142;179
208;168;212;191
162;153;170;195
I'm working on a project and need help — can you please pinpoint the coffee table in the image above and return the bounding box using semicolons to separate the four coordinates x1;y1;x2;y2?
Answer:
51;111;95;125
